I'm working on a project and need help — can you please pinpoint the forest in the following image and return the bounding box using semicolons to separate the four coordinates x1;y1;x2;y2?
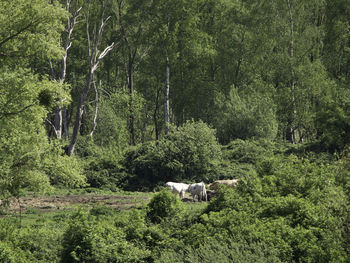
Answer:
0;0;349;262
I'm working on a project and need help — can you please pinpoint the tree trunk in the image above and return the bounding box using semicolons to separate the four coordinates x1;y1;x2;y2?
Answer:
67;71;93;155
54;107;63;138
117;0;142;145
67;2;114;155
128;58;136;145
90;77;99;137
164;56;170;135
50;2;81;139
286;0;297;144
62;107;68;139
153;86;161;140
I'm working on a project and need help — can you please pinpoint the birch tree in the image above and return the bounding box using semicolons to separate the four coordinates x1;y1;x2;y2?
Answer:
133;0;211;135
67;1;114;156
49;0;82;139
262;0;329;143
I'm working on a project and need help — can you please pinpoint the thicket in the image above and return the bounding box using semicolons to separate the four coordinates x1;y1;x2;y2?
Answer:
121;121;222;190
0;138;349;262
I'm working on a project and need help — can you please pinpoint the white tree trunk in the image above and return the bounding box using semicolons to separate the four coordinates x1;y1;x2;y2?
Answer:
51;1;81;139
164;56;170;135
90;77;99;137
67;2;114;155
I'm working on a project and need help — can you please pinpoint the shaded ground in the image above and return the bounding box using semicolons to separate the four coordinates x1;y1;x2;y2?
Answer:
5;193;152;213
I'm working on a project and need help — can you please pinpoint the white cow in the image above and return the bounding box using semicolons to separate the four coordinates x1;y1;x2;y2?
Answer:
188;182;207;202
165;182;189;199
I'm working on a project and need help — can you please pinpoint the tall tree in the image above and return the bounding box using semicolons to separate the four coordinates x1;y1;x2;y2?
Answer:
323;0;350;82
130;0;181;135
133;0;214;134
114;0;149;144
259;0;329;143
48;0;82;139
0;0;69;198
67;0;114;156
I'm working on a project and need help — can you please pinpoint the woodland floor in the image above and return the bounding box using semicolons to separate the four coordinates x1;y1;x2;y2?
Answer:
1;190;209;216
4;193;153;214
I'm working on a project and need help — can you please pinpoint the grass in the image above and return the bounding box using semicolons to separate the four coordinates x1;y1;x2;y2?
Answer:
0;187;208;229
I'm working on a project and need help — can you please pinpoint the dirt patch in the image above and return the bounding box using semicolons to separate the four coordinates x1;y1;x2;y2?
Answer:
5;194;152;213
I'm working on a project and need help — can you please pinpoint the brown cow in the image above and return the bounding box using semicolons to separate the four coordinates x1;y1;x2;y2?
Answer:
208;179;239;191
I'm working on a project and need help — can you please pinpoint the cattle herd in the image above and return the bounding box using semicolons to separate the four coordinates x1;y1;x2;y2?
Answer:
165;179;239;202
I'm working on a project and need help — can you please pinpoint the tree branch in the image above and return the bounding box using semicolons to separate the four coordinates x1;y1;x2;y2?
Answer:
0;20;38;47
0;104;35;119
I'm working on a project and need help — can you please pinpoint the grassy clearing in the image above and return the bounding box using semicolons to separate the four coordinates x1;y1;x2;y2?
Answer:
0;187;207;222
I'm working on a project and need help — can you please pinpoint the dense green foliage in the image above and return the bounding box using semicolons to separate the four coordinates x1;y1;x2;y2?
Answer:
1;0;350;193
0;0;71;199
0;148;348;262
123;121;222;190
0;0;350;262
61;210;150;263
145;190;186;224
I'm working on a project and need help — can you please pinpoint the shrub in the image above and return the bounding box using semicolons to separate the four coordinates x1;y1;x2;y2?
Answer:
202;153;349;262
222;139;290;164
84;157;123;188
334;147;350;196
155;239;282;263
146;190;186;224
123;120;222;190
14;226;61;262
73;136;126;189
41;142;86;188
61;210;150;263
166;120;222;182
0;241;22;263
90;205;116;217
0;217;62;263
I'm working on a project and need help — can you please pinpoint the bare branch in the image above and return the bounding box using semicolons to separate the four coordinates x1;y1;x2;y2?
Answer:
86;3;91;57
68;0;115;155
99;87;111;98
98;42;115;60
59;2;82;82
45;118;56;131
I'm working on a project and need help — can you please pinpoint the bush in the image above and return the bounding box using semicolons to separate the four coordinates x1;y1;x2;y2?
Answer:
0;217;62;263
73;136;126;189
0;241;23;263
146;190;186;224
61;210;150;263
41;142;86;188
14;226;61;262
84;157;123;189
201;153;349;262
155;239;282;263
123;120;222;190
90;205;116;217
166;120;222;182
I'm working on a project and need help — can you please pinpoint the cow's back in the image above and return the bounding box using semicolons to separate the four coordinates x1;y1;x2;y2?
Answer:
209;179;239;191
